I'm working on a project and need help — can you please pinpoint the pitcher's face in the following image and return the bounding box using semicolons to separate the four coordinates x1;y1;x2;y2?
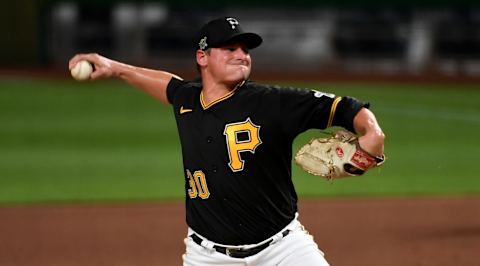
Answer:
202;43;252;85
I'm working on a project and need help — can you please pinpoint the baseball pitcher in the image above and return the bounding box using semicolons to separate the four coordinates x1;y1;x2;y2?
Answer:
69;16;385;266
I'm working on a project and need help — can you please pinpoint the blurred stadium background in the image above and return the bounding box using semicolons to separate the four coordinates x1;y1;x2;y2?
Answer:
1;0;480;204
3;0;480;79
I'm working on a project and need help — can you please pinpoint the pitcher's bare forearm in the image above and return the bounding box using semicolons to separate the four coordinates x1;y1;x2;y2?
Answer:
69;53;182;105
114;63;181;104
353;108;385;157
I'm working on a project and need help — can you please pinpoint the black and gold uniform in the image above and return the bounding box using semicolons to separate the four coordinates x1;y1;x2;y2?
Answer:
167;78;367;245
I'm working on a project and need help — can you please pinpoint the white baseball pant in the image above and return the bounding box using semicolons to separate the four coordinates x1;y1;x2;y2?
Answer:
183;215;330;266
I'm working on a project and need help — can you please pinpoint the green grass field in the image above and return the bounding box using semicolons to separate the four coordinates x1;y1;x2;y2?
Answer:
1;77;479;204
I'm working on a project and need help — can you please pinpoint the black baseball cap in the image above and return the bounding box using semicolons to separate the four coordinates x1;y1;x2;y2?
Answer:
197;17;263;51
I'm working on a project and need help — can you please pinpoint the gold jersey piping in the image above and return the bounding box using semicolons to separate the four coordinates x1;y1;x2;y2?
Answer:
327;97;342;128
200;80;245;110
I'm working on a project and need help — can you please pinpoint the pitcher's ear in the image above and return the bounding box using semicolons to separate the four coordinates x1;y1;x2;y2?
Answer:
196;50;207;67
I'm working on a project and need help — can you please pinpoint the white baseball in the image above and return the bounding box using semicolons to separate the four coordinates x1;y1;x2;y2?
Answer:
70;60;93;81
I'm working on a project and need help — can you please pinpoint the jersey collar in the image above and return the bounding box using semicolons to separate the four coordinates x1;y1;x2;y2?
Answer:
200;80;245;110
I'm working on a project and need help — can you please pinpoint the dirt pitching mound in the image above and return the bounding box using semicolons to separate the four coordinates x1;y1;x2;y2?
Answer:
1;197;479;266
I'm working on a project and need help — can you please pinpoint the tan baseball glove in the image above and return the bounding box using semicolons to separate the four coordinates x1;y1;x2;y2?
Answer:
294;130;385;180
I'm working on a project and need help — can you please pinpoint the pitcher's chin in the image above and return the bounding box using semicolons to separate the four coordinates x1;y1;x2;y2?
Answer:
236;66;251;81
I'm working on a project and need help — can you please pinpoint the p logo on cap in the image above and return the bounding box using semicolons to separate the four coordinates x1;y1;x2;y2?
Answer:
226;18;239;29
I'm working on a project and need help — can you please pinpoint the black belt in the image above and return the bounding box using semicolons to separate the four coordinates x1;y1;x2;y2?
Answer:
190;230;291;258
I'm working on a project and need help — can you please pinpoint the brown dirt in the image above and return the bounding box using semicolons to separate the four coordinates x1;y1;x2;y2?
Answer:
1;197;479;266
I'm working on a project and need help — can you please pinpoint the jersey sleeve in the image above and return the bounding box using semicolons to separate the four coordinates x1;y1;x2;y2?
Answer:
278;87;368;137
332;96;370;132
166;77;186;104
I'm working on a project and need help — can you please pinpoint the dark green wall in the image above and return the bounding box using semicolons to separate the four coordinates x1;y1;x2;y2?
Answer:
0;1;41;65
1;0;478;66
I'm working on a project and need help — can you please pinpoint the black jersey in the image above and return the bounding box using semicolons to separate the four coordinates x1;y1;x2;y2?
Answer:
166;78;367;245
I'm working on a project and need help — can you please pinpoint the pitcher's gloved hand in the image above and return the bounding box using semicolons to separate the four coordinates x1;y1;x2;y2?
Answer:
294;130;385;180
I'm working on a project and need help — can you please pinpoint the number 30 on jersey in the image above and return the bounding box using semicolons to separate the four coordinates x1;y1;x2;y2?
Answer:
187;169;210;199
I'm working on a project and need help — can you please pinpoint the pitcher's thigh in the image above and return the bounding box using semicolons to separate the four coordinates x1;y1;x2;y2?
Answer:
270;230;330;266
